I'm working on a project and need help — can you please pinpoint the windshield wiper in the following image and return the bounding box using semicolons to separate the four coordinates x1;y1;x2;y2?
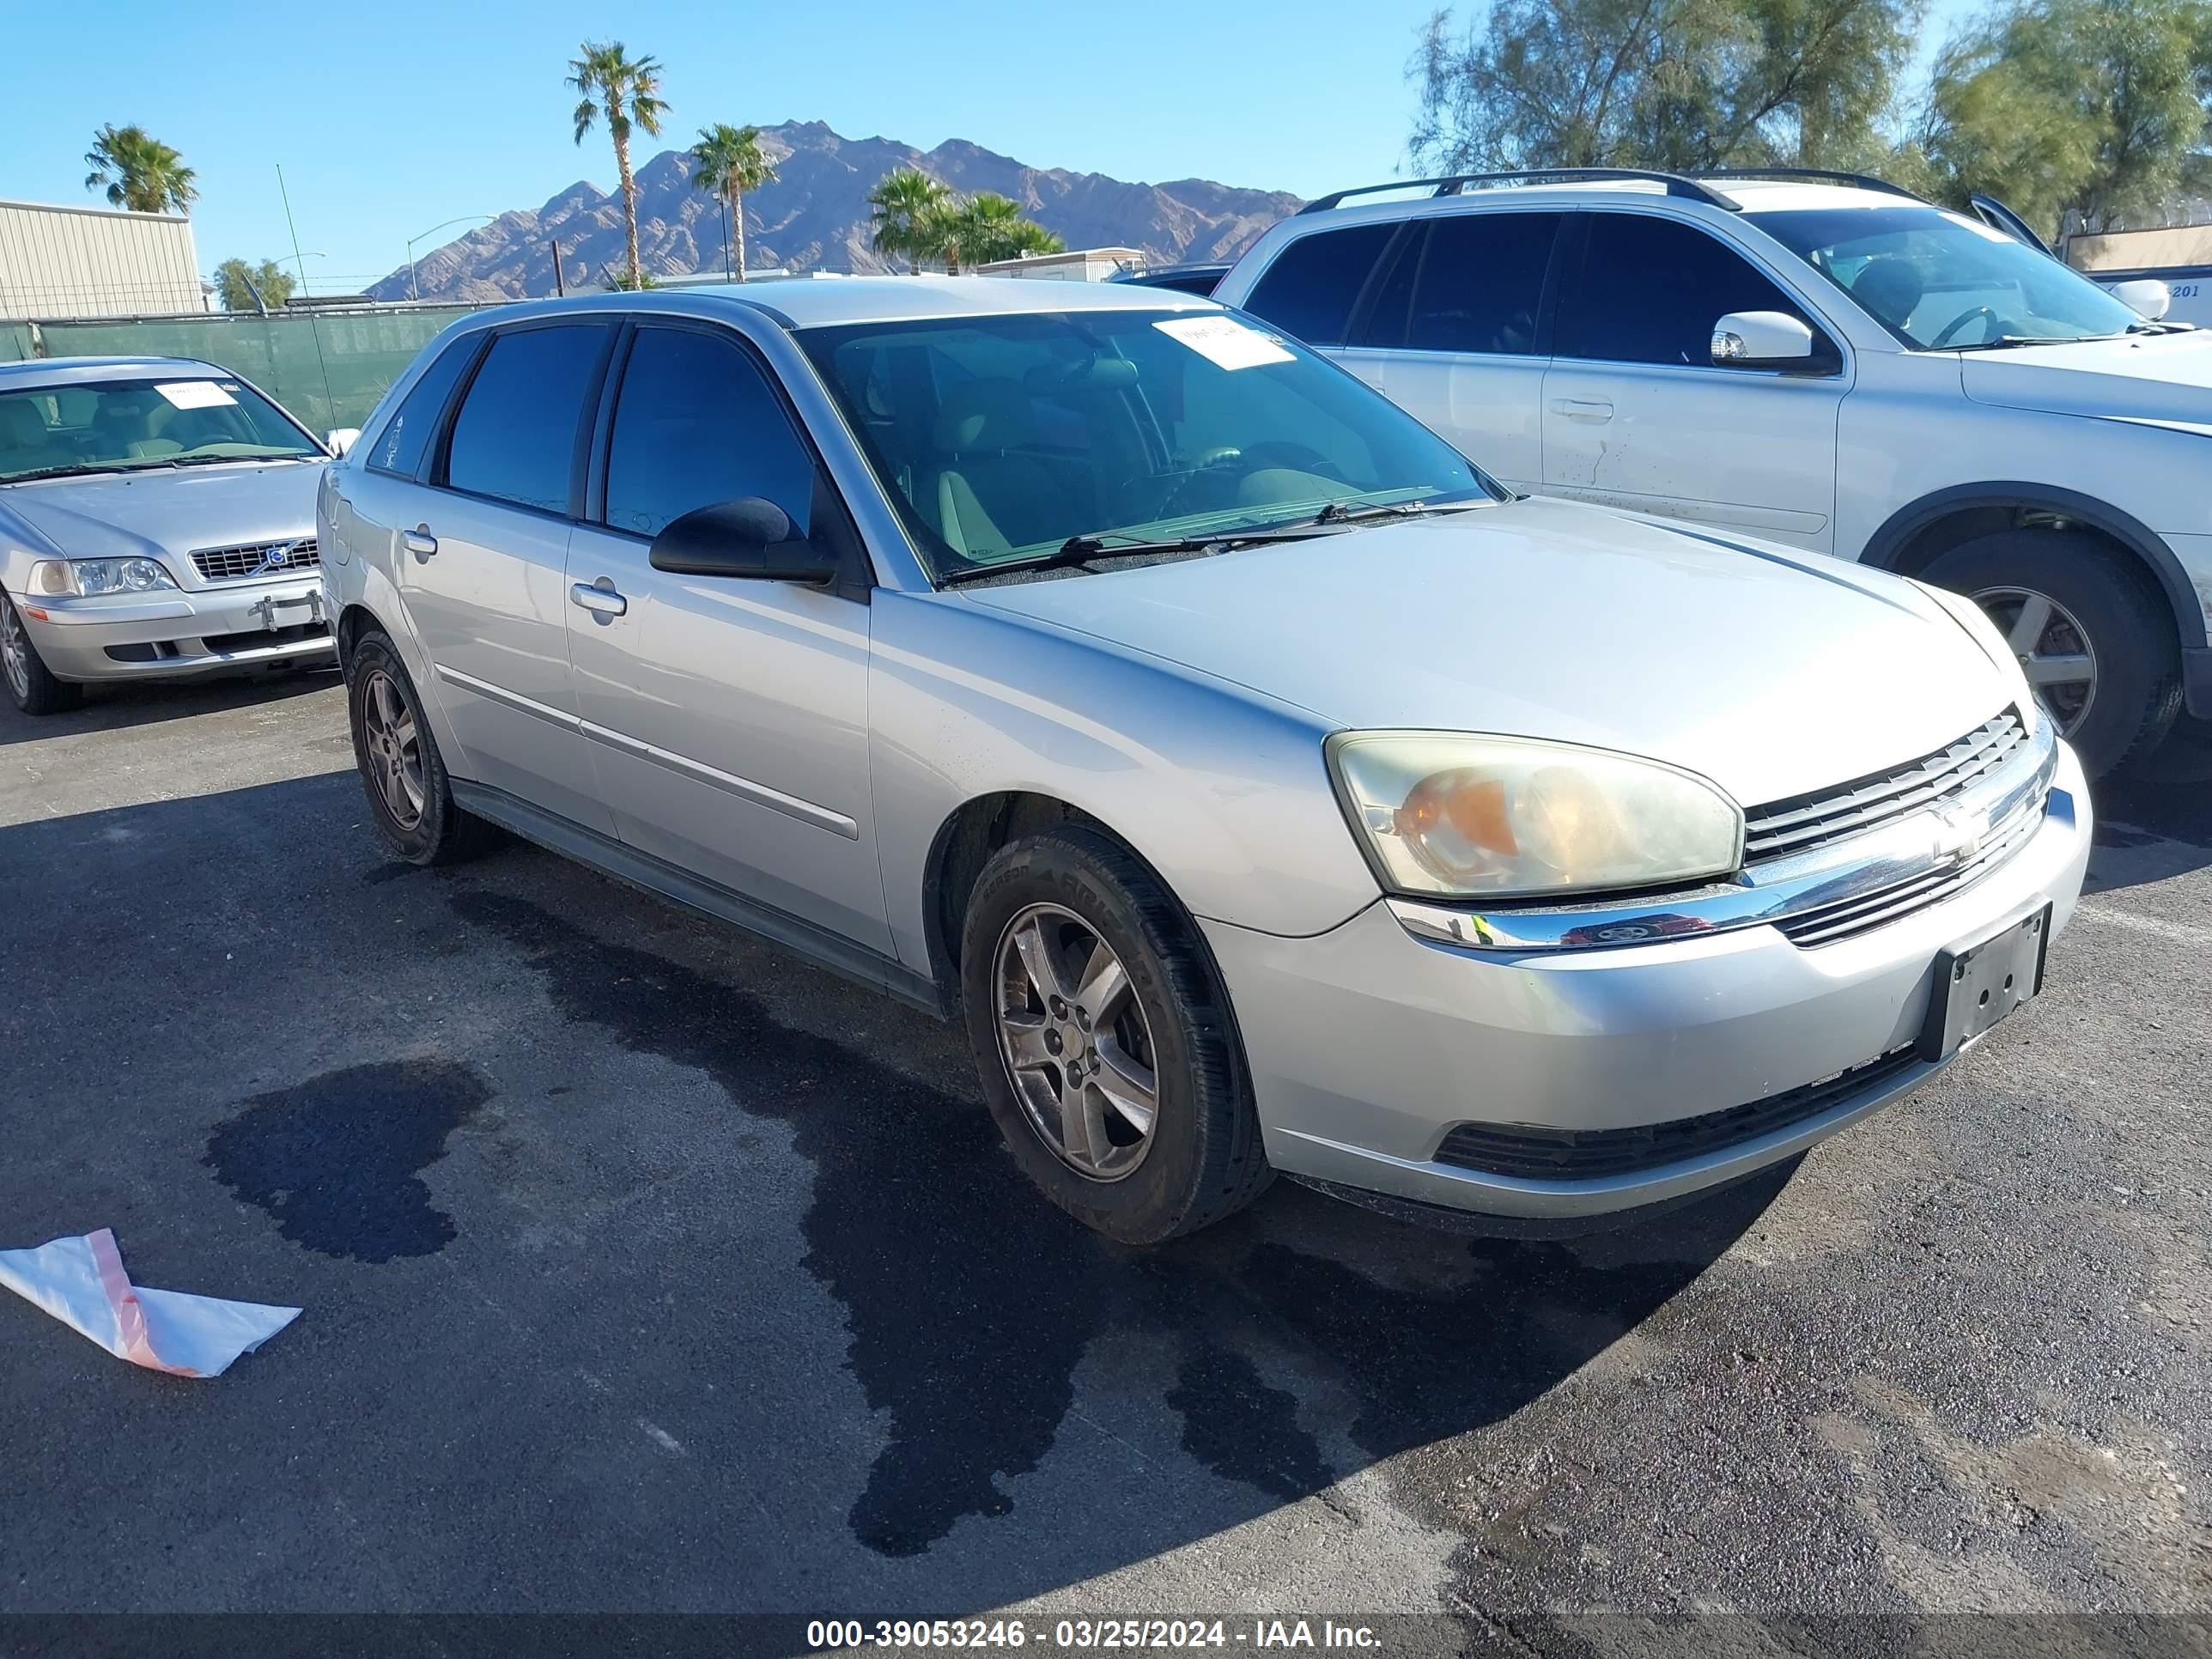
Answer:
1949;333;2118;351
1309;495;1498;527
938;525;1331;586
0;459;175;484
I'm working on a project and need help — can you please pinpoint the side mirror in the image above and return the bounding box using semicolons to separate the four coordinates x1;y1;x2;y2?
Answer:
324;427;362;458
648;497;839;584
1711;311;1819;369
2106;278;2171;321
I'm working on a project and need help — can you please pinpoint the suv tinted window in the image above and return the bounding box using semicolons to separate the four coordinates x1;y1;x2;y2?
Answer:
603;327;818;539
368;336;477;477
1560;215;1805;367
1241;223;1395;346
442;324;608;512
1403;212;1562;355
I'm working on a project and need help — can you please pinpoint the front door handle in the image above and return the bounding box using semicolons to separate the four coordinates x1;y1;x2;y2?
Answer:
570;580;629;618
403;526;438;559
1547;398;1615;423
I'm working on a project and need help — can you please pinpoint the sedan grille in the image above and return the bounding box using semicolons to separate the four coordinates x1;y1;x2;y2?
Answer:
1431;1048;1921;1181
1741;711;2029;865
191;538;319;582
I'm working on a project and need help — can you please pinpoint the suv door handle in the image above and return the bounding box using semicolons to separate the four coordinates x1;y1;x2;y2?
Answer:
1547;398;1614;423
571;580;629;618
403;526;438;559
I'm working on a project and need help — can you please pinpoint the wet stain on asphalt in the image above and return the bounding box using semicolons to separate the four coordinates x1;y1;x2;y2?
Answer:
449;889;1776;1559
204;1058;493;1262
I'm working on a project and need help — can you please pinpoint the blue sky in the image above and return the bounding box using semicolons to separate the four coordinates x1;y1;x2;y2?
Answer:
9;0;1981;295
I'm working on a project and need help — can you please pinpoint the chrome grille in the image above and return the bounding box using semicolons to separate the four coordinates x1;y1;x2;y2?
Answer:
1777;793;2046;947
1742;711;2029;865
191;538;319;582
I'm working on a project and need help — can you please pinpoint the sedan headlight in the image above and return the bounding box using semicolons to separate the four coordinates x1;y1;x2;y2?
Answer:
27;557;177;598
1909;579;2041;736
1326;732;1745;901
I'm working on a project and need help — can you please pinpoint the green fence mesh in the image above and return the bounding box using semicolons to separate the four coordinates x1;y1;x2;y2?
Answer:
0;305;494;432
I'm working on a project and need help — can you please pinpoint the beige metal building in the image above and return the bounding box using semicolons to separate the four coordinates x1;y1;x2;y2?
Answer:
0;199;205;320
2068;223;2212;274
973;247;1146;282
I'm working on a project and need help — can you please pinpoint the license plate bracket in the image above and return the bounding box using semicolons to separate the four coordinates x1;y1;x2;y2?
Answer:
1917;900;2052;1060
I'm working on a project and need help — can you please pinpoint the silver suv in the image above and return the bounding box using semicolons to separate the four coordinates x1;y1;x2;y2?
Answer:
1213;167;2212;776
319;280;2088;1243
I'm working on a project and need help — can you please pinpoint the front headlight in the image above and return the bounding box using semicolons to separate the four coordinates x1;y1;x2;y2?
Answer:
27;557;178;598
1909;579;2041;735
1326;732;1745;901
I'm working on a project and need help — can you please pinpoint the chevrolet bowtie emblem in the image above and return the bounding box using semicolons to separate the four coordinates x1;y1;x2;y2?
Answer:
1932;806;1984;867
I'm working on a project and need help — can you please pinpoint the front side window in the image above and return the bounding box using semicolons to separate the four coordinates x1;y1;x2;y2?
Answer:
0;375;321;483
603;327;817;539
798;308;1497;580
368;336;478;478
1747;204;2144;349
1240;223;1397;347
1559;215;1809;368
442;324;610;514
1401;211;1564;356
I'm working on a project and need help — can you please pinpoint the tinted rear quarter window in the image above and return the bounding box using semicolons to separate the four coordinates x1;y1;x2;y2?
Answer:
1240;223;1396;346
1404;212;1562;355
442;324;609;513
368;336;477;477
1560;214;1803;367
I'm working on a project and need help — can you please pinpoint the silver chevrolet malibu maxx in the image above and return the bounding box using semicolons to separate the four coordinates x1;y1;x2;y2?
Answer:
319;280;2091;1243
0;357;349;714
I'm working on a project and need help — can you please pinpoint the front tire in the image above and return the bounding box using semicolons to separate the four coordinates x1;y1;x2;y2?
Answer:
960;826;1270;1244
1920;530;2180;777
345;630;495;866
1;588;82;716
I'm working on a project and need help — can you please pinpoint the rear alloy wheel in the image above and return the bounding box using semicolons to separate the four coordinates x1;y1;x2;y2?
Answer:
1973;586;2099;734
0;588;82;716
345;630;496;866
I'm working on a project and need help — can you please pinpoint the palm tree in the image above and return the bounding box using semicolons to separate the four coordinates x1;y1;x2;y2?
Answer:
689;124;776;282
866;167;950;273
942;193;1064;270
83;125;198;216
568;40;668;291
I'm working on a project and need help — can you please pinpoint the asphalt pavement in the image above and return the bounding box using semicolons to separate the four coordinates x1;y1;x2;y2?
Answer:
1;672;2206;1641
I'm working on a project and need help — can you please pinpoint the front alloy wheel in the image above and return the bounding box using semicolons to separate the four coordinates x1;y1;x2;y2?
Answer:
0;589;80;715
1975;585;2097;734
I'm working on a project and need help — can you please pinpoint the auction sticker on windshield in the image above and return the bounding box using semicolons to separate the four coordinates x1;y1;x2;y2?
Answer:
155;381;238;409
1153;315;1294;370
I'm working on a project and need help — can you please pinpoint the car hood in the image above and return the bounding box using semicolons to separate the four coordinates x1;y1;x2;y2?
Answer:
0;461;323;564
958;495;2014;810
1959;329;2212;426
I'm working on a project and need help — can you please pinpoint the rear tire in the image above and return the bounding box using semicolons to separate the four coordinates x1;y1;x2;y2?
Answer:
1;589;82;716
345;630;496;866
960;825;1270;1244
1920;530;2180;777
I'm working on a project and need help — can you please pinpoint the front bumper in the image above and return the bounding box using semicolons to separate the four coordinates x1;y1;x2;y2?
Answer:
17;574;336;683
1201;741;2093;1223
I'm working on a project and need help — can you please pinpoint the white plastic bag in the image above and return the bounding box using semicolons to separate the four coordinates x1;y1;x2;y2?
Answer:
0;1229;299;1378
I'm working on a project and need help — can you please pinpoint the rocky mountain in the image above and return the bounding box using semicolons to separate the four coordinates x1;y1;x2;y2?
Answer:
369;121;1304;301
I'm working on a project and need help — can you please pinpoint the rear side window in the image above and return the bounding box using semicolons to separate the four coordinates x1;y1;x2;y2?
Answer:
603;326;817;538
368;336;477;477
1404;212;1562;356
442;324;609;513
1240;223;1396;346
1559;215;1805;368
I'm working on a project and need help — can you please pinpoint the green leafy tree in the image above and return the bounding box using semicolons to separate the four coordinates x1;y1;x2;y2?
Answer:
689;124;778;282
866;167;951;271
1914;0;2212;237
906;192;1063;273
1408;0;1917;173
568;40;669;290
83;124;198;215
212;258;295;313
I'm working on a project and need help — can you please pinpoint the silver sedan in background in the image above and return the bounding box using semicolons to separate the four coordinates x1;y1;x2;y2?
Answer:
0;356;347;714
319;281;2090;1243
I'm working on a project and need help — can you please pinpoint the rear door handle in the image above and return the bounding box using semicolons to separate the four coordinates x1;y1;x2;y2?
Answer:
1547;398;1614;423
570;580;628;618
403;526;438;559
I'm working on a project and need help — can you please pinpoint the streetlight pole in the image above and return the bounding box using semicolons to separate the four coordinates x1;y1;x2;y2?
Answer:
406;215;498;302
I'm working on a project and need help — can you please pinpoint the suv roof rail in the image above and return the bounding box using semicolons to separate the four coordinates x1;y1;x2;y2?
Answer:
1695;167;1925;201
1298;168;1737;216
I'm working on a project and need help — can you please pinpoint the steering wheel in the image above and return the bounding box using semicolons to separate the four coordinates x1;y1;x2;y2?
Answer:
1238;441;1344;480
1191;447;1243;470
1929;305;2001;348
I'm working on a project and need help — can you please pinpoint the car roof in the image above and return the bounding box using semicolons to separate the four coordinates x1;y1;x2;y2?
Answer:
470;275;1224;335
0;355;226;388
1291;176;1932;222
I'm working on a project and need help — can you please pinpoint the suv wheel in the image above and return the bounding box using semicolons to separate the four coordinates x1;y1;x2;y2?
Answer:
1921;530;2181;776
1;589;82;716
345;630;496;865
959;825;1270;1244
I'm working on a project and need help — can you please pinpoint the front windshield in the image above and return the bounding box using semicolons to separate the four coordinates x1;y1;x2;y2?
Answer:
0;375;321;483
1747;204;2144;349
796;308;1499;580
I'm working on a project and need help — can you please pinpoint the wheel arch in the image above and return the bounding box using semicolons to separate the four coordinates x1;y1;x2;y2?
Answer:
1861;483;2205;653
